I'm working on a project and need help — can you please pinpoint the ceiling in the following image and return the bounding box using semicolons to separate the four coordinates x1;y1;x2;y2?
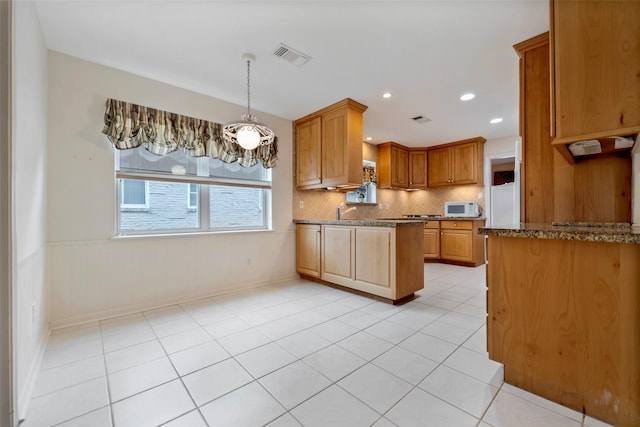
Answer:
34;0;549;147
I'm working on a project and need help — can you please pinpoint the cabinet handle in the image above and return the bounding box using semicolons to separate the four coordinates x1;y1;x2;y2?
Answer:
453;223;457;227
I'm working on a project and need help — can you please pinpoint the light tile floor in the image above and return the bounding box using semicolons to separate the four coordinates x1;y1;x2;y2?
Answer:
24;263;613;427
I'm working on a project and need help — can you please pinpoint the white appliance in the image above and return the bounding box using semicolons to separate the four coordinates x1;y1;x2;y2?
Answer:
490;183;516;226
444;201;480;218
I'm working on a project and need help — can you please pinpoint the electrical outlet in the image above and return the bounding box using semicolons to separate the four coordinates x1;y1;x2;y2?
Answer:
478;191;484;199
299;200;304;208
378;203;383;209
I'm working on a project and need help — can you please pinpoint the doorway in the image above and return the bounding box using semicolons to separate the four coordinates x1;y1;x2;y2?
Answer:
484;150;521;227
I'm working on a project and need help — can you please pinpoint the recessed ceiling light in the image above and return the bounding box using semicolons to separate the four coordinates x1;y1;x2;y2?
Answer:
490;117;503;124
381;92;393;99
365;137;373;141
460;93;475;101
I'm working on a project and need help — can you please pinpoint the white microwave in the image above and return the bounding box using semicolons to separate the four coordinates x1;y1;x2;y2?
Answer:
445;201;480;218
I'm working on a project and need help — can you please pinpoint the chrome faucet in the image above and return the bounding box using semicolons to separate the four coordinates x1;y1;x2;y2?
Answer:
336;205;357;220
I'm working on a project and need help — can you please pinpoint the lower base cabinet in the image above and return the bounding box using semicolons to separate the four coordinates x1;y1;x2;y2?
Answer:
296;223;424;302
295;224;321;277
423;219;485;266
423;222;441;259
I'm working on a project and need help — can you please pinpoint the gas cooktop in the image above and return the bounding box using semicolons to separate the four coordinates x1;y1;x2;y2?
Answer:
402;214;442;219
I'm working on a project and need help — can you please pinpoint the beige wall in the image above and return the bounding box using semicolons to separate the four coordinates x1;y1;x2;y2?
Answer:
292;138;515;220
47;52;296;327
14;0;49;418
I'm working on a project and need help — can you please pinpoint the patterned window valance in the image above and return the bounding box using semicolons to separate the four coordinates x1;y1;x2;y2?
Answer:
101;98;278;168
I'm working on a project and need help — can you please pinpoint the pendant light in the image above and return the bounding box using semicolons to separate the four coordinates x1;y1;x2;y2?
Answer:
223;53;275;150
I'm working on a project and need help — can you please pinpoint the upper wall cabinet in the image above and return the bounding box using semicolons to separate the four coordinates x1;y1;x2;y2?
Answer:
550;0;640;161
377;143;428;190
427;137;485;188
408;149;428;189
377;142;409;189
295;99;368;190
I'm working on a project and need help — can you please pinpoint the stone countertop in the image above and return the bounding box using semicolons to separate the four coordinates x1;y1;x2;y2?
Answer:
436;217;486;221
293;219;426;227
479;222;640;244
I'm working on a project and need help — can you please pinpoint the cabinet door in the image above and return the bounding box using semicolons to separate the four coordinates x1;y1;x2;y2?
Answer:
296;117;322;188
296;224;321;277
427;147;450;187
391;146;409;188
552;0;640;139
354;228;391;288
423;228;440;259
440;229;473;262
451;142;478;185
322;226;354;286
321;108;348;187
409;150;428;189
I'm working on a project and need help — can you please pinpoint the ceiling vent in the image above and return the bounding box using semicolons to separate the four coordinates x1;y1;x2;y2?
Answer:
272;43;312;67
411;115;432;124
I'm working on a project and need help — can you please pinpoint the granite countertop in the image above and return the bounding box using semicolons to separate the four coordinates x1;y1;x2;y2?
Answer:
293;219;426;227
479;222;640;244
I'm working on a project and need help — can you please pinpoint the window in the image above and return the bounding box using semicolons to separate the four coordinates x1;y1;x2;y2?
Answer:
188;184;198;210
121;180;149;210
116;147;271;236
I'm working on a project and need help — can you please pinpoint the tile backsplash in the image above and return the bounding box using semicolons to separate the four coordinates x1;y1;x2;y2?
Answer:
293;185;486;220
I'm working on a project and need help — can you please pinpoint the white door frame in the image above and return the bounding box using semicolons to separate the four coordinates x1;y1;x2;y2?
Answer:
0;0;16;425
484;149;521;227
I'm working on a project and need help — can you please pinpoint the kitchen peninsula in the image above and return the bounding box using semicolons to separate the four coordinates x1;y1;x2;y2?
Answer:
294;219;425;303
480;223;640;426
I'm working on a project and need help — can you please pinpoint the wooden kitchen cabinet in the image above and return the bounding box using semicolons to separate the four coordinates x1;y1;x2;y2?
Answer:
486;234;640;426
295;99;368;190
514;32;633;223
354;227;391;289
423;221;440;259
550;0;640;160
305;223;423;302
322;225;393;290
322;225;354;286
514;33;555;223
378;143;428;189
439;220;485;266
295;224;321;278
295;117;322;188
427;137;485;187
377;142;409;189
409;149;428;189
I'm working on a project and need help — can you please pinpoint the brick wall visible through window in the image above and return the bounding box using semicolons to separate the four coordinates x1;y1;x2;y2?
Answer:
116;147;271;235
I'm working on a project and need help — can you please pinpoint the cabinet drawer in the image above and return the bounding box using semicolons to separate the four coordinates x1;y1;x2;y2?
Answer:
424;221;440;229
441;221;473;230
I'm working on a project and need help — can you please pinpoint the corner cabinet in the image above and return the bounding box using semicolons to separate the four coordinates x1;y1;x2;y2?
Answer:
295;99;368;190
377;144;427;190
550;0;640;161
408;150;428;189
424;219;485;267
427;137;485;188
